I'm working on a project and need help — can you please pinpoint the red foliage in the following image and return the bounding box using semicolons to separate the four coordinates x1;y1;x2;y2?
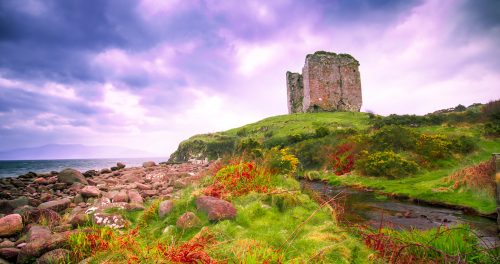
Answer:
446;159;496;196
157;232;217;264
203;160;272;198
329;143;355;175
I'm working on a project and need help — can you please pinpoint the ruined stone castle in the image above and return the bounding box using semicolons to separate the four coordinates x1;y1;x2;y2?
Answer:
286;51;362;113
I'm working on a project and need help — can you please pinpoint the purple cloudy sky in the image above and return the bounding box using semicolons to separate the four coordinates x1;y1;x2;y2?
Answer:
0;0;499;156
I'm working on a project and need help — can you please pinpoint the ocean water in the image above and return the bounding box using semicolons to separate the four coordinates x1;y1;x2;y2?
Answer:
0;157;168;178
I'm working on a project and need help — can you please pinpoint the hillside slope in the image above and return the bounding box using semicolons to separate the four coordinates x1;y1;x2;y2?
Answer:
169;102;500;213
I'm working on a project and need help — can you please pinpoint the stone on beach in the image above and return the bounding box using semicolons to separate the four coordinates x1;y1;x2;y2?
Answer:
80;186;101;198
158;200;173;218
38;198;71;212
57;168;88;185
0;214;23;237
176;212;201;229
196;196;237;221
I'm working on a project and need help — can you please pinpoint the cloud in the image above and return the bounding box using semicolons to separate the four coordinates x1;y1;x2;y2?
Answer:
0;0;499;157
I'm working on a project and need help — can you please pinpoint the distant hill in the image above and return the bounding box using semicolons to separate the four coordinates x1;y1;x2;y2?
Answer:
0;144;156;160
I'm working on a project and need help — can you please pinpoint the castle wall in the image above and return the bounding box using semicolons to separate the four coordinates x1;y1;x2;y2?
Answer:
286;51;362;113
286;71;304;114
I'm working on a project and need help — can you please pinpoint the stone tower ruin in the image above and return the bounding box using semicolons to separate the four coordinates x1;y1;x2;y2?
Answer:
287;51;362;113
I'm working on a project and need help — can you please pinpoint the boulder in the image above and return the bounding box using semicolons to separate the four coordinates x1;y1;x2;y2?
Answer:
17;231;74;264
142;161;156;168
143;190;158;197
57;169;88;185
80;186;101;198
0;197;29;214
92;213;126;229
0;247;19;261
100;168;111;174
0;214;23;237
127;190;143;204
196;196;237;221
35;248;70;264
20;208;61;226
135;183;151;190
0;240;14;248
83;170;99;178
27;226;51;242
111;190;128;203
68;212;89;227
158;200;173;218
38;198;71;212
176;212;201;229
116;162;126;169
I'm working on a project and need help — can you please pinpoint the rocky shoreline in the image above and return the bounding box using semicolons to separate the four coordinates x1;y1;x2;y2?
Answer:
0;161;213;263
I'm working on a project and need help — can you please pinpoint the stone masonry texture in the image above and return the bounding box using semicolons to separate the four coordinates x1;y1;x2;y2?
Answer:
286;51;362;113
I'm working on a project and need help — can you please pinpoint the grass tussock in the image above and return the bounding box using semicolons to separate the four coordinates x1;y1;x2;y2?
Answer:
444;158;496;197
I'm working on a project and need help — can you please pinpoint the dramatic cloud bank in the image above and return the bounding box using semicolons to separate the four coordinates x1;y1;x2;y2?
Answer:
0;0;499;156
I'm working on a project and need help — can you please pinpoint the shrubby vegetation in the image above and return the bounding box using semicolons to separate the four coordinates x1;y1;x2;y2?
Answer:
356;150;419;178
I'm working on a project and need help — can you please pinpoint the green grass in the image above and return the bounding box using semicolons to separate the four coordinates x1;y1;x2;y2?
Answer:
225;112;370;139
380;225;498;263
327;138;499;214
69;178;374;263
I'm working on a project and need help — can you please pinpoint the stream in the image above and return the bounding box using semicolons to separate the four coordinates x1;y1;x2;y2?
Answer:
301;180;499;247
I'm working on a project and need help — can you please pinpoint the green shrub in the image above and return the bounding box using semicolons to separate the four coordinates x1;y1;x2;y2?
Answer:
206;138;237;160
370;125;418;152
450;135;477;154
484;122;500;137
287;133;313;144
481;99;500;122
357;150;419;178
265;147;299;175
415;134;452;160
236;138;262;158
236;128;248;137
314;126;330;138
290;136;340;169
264;130;274;138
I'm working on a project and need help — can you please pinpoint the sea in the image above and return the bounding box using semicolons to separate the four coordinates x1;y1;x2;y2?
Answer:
0;157;168;178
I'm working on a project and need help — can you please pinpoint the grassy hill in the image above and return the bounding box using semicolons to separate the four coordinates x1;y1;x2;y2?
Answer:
169;101;500;213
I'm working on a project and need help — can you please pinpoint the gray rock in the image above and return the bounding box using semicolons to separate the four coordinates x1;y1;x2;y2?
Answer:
0;197;29;214
0;240;14;248
127;190;143;204
196;196;237;221
116;162;126;169
57;168;88;185
80;186;101;198
176;212;200;229
92;213;126;229
35;248;70;264
37;198;71;212
111;190;128;203
158;200;173;218
0;247;19;261
142;161;156;168
0;214;23;237
27;226;51;242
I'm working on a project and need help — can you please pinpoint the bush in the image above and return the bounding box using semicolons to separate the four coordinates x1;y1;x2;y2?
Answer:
236;128;248;137
287;133;313;144
206;138;237;160
415;134;452;160
265;147;299;175
314;126;330;138
237;138;261;152
290;136;341;169
370;125;418;152
450;135;477;154
326;143;355;175
481;99;500;122
357;151;419;178
484;122;500;137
